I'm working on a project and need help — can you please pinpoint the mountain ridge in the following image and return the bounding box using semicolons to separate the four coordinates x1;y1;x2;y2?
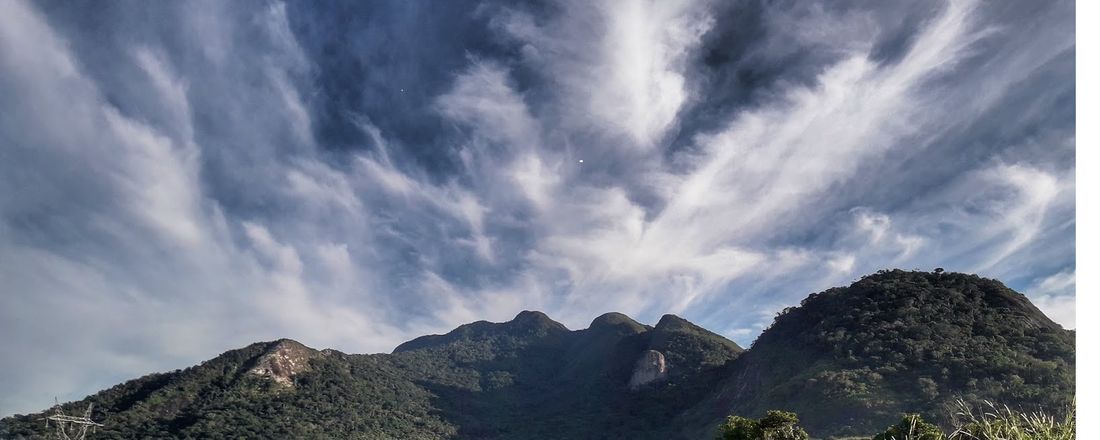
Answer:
0;270;1074;439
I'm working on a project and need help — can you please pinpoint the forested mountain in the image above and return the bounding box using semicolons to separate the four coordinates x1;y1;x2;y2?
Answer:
683;270;1075;438
0;270;1074;439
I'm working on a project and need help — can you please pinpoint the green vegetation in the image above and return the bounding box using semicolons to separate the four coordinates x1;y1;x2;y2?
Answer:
872;414;944;440
0;271;1075;439
716;411;808;440
712;401;1076;440
949;400;1075;440
0;311;742;439
703;270;1075;437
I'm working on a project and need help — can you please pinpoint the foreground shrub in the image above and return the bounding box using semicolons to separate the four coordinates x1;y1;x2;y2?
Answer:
719;400;1074;440
949;400;1074;440
716;410;809;440
716;415;758;440
873;414;945;440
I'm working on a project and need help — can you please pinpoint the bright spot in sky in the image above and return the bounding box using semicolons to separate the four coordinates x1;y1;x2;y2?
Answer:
578;159;584;163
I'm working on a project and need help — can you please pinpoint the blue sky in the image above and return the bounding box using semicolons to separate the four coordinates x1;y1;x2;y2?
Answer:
0;0;1074;416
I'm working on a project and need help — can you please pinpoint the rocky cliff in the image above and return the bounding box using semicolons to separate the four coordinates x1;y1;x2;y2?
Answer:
628;350;669;390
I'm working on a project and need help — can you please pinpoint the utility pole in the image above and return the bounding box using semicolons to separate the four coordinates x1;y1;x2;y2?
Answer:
43;398;103;440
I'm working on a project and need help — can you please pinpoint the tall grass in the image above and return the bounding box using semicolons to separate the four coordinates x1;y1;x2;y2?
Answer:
947;399;1075;440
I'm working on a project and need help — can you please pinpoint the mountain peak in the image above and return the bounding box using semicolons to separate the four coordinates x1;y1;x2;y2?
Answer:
392;311;567;353
654;314;695;331
509;310;569;331
588;312;648;333
646;314;745;372
268;338;309;350
711;269;1074;437
249;339;318;386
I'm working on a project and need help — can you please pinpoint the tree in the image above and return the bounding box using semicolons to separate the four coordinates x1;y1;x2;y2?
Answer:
872;414;944;440
716;415;758;440
716;411;809;440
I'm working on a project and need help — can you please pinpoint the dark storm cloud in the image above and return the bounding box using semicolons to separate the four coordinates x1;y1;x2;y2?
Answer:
0;0;1074;417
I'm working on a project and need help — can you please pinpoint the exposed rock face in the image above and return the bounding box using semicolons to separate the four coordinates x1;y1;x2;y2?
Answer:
628;350;668;390
249;339;317;386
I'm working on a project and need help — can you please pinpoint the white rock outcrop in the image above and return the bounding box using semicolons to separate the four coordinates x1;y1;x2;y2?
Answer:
249;339;317;387
628;350;668;390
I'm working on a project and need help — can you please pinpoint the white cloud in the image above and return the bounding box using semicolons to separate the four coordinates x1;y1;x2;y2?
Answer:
103;108;208;250
969;164;1069;272
1032;268;1076;297
0;0;399;415
495;0;712;149
1027;269;1075;329
436;61;541;150
846;208;926;262
1031;294;1075;329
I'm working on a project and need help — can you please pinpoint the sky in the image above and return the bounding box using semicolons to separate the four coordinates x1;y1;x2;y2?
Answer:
0;0;1075;416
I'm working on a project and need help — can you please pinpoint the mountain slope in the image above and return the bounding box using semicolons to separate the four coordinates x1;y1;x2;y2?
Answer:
0;311;742;439
690;270;1075;438
0;270;1074;439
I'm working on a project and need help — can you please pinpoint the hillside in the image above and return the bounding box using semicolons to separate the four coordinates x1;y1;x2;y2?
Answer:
0;312;742;439
0;270;1074;439
690;270;1076;438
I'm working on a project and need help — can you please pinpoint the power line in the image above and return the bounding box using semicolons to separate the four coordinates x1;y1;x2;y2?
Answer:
43;398;103;440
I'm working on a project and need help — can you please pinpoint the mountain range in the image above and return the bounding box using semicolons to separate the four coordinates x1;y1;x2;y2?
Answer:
0;270;1075;439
